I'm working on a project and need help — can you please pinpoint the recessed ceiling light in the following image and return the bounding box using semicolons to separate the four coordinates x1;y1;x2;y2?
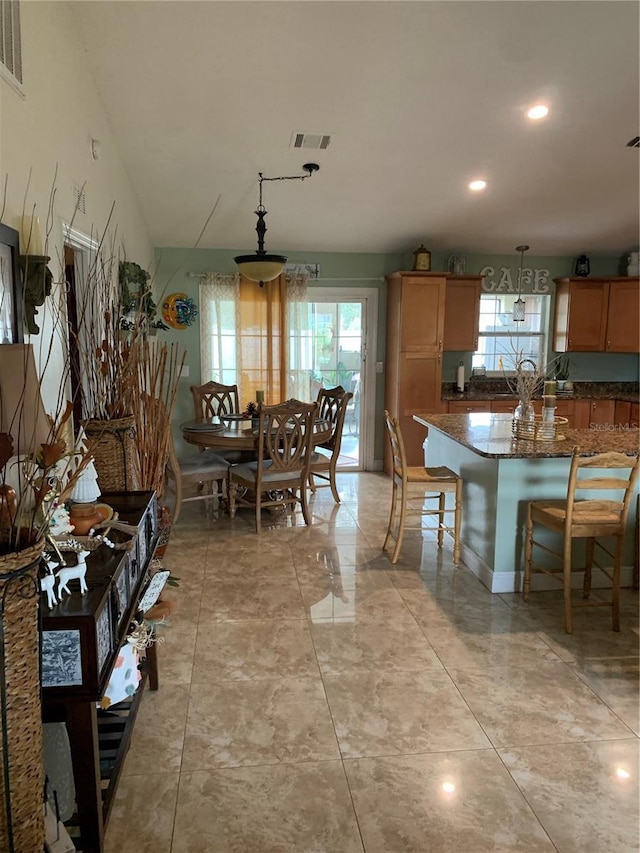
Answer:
527;104;549;120
468;180;487;192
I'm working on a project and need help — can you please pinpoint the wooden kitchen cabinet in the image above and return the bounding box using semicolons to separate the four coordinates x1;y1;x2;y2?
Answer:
443;275;483;351
614;400;631;427
574;398;616;429
385;272;446;470
631;402;639;427
490;399;517;414
606;281;640;352
553;277;640;352
448;400;491;413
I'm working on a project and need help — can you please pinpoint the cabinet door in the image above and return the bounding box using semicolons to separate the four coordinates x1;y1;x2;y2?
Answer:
554;280;608;351
443;278;481;351
398;352;442;466
614;400;631;428
575;399;616;428
448;400;490;413
399;276;445;353
554;399;575;428
490;400;517;414
631;403;639;428
606;281;640;352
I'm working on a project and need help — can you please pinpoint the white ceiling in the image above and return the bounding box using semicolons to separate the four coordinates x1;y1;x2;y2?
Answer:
72;1;639;258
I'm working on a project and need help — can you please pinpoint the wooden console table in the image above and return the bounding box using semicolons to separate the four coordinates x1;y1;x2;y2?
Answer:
41;491;160;852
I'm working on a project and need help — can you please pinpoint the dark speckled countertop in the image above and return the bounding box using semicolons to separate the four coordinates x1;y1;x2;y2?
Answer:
441;381;639;403
415;412;640;459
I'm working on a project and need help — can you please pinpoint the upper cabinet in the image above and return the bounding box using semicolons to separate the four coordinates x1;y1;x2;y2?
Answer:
443;275;483;351
553;277;640;353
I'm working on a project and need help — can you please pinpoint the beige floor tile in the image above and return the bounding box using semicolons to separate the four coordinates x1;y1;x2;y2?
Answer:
310;619;439;675
569;657;640;734
323;668;491;757
450;660;635;747
344;750;554;852
198;576;306;621
192;619;320;682
499;739;639;852
104;771;179;853
181;677;340;770
302;577;416;625
122;684;190;775
171;762;364;852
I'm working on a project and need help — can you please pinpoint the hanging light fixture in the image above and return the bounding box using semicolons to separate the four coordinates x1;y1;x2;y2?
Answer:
234;163;319;286
513;244;529;322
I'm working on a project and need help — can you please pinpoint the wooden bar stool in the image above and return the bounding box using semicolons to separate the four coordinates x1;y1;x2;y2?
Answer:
523;448;640;633
382;411;462;565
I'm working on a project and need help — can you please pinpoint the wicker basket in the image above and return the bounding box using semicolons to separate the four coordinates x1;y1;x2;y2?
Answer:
0;537;45;852
83;416;140;492
512;415;568;442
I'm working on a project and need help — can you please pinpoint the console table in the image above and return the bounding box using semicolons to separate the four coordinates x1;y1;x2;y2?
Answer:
41;491;160;852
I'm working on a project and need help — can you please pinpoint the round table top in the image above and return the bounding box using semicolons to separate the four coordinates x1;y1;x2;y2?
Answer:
181;416;332;450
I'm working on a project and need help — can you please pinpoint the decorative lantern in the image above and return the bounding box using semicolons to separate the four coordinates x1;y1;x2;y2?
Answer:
412;244;431;271
574;254;590;277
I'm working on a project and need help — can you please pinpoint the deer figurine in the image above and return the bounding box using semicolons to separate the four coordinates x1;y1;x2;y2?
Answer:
40;558;59;609
56;550;90;599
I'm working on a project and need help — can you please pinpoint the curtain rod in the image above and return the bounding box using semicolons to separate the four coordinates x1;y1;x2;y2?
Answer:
187;272;385;281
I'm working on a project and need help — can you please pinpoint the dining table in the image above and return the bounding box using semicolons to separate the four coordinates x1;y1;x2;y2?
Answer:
180;414;333;453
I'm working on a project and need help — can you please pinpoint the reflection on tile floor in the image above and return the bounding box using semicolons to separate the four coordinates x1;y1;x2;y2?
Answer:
106;473;639;852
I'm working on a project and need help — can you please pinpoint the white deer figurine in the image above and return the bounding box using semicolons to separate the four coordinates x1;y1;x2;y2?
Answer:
40;558;59;609
56;550;90;599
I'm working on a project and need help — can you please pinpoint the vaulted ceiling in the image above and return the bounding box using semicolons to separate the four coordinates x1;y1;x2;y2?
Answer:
73;1;639;257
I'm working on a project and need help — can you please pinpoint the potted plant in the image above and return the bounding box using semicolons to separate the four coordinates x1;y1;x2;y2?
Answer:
554;356;572;392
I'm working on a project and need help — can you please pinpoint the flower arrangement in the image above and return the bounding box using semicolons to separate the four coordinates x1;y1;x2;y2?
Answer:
242;401;259;419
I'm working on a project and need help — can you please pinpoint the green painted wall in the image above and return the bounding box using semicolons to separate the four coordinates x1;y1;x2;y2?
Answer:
154;246;635;463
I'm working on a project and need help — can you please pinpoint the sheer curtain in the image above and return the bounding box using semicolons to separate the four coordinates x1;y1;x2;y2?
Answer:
199;271;309;406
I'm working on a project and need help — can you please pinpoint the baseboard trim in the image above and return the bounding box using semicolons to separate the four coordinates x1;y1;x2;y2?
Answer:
459;541;636;594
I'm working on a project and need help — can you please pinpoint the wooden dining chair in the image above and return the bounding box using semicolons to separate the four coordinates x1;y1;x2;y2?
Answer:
382;410;462;565
164;430;230;523
190;380;240;419
228;399;318;533
523;448;640;633
190;380;252;464
308;385;353;503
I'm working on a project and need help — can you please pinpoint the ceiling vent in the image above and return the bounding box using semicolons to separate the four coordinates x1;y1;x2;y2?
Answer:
626;136;640;148
291;132;331;150
72;182;86;214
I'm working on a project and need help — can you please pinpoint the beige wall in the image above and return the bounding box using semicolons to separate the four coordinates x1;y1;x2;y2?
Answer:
0;0;152;413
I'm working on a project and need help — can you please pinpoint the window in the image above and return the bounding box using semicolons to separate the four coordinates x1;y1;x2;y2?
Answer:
473;293;549;373
0;1;23;94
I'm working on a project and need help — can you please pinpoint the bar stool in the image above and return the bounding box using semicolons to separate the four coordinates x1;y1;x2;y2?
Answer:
382;411;462;565
523;448;640;633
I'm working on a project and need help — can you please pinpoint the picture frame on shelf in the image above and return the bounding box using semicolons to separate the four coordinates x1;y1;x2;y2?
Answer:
0;222;24;343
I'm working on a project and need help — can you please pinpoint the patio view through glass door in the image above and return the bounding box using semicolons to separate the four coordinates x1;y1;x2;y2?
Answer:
308;292;367;469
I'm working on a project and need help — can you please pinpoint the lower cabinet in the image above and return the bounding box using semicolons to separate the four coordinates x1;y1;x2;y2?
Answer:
447;400;490;413
574;399;616;429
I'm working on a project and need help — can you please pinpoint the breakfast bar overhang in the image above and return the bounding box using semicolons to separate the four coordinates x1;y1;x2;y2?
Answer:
414;413;639;594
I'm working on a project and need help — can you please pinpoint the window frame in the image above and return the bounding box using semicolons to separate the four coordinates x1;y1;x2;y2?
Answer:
473;292;550;376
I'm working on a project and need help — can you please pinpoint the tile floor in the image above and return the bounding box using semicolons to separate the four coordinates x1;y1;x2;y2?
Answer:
106;473;639;852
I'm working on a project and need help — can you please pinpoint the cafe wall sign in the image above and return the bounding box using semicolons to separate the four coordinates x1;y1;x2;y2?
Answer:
479;265;551;294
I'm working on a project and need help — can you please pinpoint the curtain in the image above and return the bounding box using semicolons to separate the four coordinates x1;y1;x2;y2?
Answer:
199;271;309;406
199;272;239;386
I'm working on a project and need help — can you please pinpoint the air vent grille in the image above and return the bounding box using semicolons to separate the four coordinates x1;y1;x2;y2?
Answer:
291;132;331;150
626;136;640;148
72;182;86;215
0;0;23;86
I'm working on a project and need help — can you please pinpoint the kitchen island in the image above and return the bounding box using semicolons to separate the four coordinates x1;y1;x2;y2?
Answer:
415;412;639;593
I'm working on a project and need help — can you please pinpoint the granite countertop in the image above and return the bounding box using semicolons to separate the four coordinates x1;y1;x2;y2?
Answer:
415;412;640;459
441;381;639;403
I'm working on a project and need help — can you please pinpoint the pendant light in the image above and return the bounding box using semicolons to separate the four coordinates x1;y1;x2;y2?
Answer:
513;244;529;322
234;163;319;286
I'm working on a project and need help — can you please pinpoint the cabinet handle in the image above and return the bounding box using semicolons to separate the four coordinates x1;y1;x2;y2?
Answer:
569;340;572;347
438;340;442;351
607;340;611;349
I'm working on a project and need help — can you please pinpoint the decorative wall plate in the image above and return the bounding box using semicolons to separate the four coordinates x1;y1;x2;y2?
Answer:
161;292;198;329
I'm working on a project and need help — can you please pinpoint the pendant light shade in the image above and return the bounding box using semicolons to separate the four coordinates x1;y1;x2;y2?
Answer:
234;164;319;286
513;244;529;322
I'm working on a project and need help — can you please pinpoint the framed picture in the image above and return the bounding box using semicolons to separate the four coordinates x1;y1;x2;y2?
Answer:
0;222;23;343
